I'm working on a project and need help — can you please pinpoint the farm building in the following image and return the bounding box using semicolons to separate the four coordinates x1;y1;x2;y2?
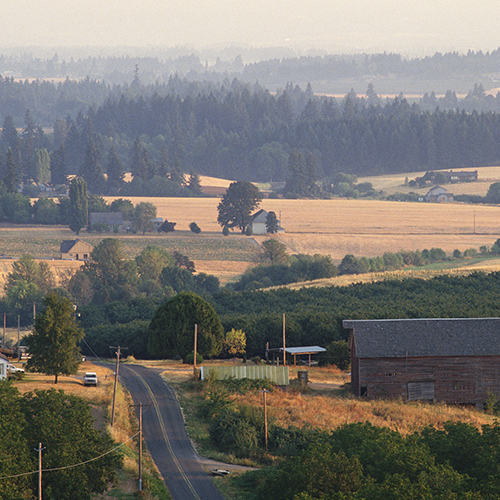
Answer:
425;186;454;203
344;317;500;406
89;212;125;232
430;170;478;183
0;353;8;380
60;239;93;260
249;209;285;234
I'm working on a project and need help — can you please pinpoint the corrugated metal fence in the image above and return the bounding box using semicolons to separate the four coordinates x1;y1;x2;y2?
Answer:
200;365;289;385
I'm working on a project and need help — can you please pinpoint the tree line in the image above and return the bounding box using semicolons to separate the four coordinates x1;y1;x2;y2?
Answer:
5;80;500;195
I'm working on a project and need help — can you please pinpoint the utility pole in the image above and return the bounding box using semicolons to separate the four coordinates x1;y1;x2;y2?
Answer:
35;443;45;500
193;323;198;378
261;389;269;451
130;402;151;491
17;314;20;362
110;345;127;427
3;312;5;348
282;313;286;367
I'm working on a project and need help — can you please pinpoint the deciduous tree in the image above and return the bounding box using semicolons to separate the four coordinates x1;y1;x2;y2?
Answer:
148;291;224;359
26;291;84;383
217;180;262;233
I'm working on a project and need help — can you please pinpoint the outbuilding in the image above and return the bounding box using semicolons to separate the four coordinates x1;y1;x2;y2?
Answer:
344;317;500;406
60;239;93;260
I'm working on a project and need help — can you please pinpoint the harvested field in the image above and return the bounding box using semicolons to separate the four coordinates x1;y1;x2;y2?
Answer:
3;181;500;290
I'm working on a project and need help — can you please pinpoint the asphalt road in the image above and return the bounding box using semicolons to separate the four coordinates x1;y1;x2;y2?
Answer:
117;364;226;500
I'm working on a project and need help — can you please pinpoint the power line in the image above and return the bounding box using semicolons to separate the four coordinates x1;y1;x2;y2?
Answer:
0;432;139;481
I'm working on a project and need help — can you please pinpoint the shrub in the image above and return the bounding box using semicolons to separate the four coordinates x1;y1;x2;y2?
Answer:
189;222;201;234
183;351;204;365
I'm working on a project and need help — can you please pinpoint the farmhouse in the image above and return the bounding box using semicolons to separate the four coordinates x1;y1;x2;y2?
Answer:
431;170;478;183
0;353;8;380
425;186;454;203
90;212;125;232
249;209;285;234
344;317;500;406
60;239;93;260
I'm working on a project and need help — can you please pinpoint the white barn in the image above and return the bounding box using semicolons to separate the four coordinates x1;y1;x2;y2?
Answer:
249;209;285;235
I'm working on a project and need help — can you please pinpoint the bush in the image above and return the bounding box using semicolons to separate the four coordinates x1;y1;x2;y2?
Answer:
189;222;201;234
184;351;204;365
209;410;259;457
222;225;230;236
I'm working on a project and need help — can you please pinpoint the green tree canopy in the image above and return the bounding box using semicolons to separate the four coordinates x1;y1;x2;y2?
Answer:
0;382;33;500
148;291;224;359
217;180;262;233
261;238;289;264
69;177;88;234
135;244;174;281
133;201;157;234
20;388;120;500
74;238;138;303
26;292;84;383
5;254;55;320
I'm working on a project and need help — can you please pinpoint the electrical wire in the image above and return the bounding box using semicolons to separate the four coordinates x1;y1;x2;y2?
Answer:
0;431;140;481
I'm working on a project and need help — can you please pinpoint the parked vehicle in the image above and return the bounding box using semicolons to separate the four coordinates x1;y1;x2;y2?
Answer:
7;364;25;374
83;372;98;386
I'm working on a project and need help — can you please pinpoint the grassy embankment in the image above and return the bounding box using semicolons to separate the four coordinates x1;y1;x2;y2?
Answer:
154;358;499;498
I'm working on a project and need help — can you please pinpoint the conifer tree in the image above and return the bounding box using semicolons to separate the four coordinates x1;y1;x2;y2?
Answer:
4;148;18;193
69;177;88;234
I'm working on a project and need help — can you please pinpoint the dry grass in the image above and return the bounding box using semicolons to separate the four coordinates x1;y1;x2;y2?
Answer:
152;360;497;437
231;388;496;435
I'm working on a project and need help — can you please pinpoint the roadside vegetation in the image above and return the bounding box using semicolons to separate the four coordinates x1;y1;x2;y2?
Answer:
159;360;500;500
5;362;171;500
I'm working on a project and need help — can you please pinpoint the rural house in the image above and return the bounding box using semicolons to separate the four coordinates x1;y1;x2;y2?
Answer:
249;209;285;234
430;170;478;183
425;186;454;203
0;353;9;380
60;239;93;260
344;317;500;406
90;212;125;232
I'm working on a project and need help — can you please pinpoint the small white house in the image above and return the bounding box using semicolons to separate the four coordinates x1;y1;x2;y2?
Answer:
425;186;454;203
0;353;9;380
249;209;285;234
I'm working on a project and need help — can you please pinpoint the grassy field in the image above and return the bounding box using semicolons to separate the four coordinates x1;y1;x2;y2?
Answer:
159;359;498;441
2;169;500;290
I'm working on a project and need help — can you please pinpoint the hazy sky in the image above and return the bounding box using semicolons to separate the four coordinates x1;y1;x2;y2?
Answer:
2;0;500;56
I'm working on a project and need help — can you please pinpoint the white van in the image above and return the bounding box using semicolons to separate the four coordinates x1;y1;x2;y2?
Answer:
83;372;98;386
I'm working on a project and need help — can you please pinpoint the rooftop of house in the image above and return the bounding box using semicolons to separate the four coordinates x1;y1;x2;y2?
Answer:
344;317;500;358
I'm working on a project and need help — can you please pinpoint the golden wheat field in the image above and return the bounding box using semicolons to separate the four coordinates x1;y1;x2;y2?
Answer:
102;195;500;259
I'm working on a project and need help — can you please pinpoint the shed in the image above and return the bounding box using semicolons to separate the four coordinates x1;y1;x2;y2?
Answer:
267;346;326;366
344;317;500;406
0;353;9;380
60;239;93;260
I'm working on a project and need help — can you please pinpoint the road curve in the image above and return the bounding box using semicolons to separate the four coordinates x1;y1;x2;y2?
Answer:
117;364;226;500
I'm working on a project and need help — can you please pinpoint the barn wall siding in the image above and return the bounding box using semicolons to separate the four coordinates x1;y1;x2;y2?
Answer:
357;355;500;405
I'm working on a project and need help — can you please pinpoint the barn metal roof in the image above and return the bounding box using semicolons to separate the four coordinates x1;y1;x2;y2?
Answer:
268;346;326;354
344;318;500;358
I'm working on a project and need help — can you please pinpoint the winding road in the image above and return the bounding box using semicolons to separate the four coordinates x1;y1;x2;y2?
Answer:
117;364;226;500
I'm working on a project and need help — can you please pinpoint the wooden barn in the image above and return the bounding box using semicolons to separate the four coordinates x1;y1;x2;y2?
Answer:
344;318;500;406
